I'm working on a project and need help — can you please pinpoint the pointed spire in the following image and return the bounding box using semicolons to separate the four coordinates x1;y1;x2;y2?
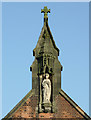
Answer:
41;6;50;22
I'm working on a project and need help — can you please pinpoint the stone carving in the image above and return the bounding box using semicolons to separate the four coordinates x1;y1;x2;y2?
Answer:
42;73;51;103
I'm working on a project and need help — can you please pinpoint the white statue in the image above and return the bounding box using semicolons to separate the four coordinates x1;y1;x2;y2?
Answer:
42;73;51;103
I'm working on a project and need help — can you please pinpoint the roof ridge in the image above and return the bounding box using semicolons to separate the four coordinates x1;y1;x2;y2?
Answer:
59;89;90;119
3;89;35;119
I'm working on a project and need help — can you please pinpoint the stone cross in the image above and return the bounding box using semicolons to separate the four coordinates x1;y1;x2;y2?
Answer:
41;6;50;19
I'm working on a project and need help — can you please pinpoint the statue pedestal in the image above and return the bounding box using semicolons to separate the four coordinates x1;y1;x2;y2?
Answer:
42;103;52;113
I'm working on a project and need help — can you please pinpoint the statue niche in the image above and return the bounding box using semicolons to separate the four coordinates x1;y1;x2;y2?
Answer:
42;73;51;104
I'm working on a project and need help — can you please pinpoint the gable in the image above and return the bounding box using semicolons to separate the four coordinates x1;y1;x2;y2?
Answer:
3;89;35;119
59;89;90;119
3;89;90;119
3;6;90;120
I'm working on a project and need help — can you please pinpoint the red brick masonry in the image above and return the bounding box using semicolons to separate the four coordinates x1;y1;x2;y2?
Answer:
10;95;84;119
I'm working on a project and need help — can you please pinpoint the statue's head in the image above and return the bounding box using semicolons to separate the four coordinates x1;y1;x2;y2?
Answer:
45;73;49;79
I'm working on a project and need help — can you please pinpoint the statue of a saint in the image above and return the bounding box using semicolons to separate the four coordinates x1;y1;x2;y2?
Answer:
42;73;51;103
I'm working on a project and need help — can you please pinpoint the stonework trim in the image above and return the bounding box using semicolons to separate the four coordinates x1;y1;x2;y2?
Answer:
3;89;35;119
59;89;90;119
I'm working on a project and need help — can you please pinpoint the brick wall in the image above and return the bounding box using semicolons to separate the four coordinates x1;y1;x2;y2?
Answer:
10;94;84;119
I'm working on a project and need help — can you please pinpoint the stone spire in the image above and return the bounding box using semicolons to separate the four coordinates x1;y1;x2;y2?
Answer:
2;7;91;120
3;7;90;120
30;6;63;113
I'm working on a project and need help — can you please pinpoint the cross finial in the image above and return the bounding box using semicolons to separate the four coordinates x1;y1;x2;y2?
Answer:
41;6;50;20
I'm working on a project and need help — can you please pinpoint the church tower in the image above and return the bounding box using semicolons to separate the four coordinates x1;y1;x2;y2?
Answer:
3;6;90;119
30;6;63;113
